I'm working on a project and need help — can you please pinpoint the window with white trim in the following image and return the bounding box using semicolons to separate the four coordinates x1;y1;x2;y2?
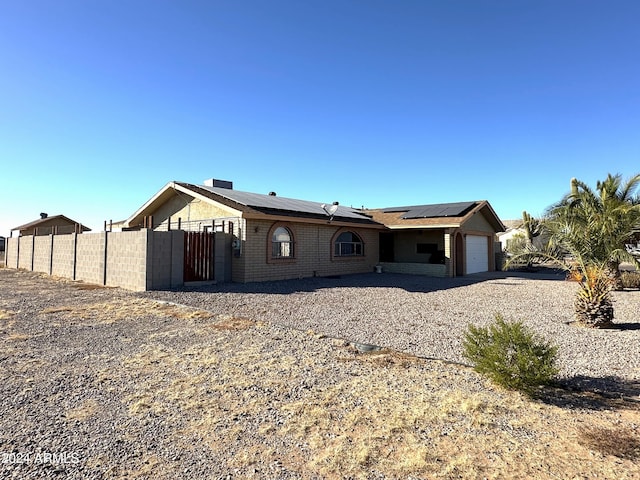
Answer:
272;226;294;258
334;231;364;257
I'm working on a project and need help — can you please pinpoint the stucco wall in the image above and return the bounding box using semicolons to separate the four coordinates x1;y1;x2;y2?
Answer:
463;212;495;233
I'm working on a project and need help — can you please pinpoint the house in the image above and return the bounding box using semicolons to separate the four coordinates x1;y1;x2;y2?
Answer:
123;179;505;283
124;180;385;283
365;201;505;277
497;219;550;254
11;213;91;237
497;219;525;252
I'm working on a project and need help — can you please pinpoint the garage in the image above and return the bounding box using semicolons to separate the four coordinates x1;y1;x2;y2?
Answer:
465;235;488;274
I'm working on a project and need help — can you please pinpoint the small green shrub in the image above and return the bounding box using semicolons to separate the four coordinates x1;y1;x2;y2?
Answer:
462;314;559;396
620;271;640;289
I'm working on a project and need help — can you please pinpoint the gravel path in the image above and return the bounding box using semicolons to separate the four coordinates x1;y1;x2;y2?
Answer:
142;269;640;387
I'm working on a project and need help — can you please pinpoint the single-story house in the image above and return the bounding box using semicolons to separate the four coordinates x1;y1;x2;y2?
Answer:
123;179;505;283
124;180;385;283
365;201;505;276
497;219;549;254
12;214;91;237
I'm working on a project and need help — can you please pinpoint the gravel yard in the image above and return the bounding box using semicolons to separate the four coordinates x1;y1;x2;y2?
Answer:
1;267;639;479
143;269;640;389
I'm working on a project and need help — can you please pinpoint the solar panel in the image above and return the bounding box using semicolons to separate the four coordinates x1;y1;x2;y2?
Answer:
386;201;477;219
201;185;370;220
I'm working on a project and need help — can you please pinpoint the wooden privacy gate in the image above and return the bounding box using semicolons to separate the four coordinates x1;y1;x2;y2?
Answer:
184;232;215;282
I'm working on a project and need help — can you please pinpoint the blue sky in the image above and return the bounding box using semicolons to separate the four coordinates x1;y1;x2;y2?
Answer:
1;1;639;237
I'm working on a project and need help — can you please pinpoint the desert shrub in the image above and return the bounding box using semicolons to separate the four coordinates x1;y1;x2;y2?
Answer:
620;271;640;289
462;314;559;396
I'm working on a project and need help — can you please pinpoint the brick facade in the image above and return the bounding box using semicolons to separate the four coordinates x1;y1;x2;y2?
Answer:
234;219;379;282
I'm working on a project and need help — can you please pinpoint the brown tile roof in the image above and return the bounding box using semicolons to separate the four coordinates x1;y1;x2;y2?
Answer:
12;215;91;232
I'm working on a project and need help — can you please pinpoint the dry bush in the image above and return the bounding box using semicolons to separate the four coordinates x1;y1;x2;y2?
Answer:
66;399;100;421
39;299;214;324
578;425;640;459
207;315;259;331
5;333;30;341
620;271;640;289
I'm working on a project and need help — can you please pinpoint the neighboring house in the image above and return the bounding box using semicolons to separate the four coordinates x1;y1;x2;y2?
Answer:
366;201;505;277
497;219;548;253
497;220;525;252
123;179;505;282
11;214;91;237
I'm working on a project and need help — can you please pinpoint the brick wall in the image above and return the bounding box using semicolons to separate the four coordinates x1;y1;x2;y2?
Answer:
237;220;380;282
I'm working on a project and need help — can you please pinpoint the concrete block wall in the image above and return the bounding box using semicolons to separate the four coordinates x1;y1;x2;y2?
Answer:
106;231;148;291
75;233;106;285
147;230;184;290
5;230;185;291
32;235;53;274
5;238;18;268
51;234;75;278
17;236;33;270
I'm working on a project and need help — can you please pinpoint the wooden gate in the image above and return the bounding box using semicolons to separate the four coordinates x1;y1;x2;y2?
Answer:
184;232;215;282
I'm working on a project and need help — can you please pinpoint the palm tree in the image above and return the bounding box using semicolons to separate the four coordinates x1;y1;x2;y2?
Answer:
549;174;640;287
507;173;640;328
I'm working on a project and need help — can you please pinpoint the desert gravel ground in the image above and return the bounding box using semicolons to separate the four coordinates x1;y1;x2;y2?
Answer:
143;268;640;389
1;267;639;479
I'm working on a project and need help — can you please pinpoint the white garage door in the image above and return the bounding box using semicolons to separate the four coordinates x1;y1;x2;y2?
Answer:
466;235;488;274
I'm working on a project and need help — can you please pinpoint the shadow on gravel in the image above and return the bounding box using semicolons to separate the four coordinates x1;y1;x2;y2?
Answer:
542;376;640;411
169;268;567;295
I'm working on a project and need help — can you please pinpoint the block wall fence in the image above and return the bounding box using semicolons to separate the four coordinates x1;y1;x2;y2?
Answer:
5;230;185;291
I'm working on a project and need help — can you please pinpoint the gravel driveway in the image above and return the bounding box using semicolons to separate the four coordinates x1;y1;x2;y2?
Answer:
143;269;640;387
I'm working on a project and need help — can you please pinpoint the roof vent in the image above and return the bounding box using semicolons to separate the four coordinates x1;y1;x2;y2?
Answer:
268;191;277;196
204;178;233;189
40;212;48;219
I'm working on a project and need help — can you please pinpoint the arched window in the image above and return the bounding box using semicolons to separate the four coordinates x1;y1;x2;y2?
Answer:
334;231;364;257
272;226;294;258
